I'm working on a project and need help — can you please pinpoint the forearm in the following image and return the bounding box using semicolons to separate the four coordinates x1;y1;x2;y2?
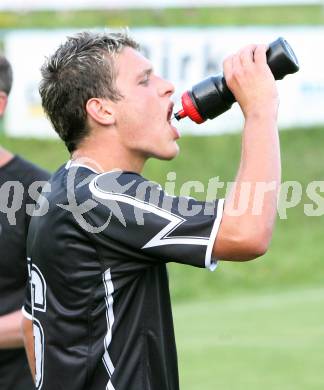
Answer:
225;112;281;248
214;112;281;261
22;316;35;381
0;310;24;349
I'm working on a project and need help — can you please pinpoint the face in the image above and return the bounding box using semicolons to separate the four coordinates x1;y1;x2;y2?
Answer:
111;47;180;161
0;91;8;118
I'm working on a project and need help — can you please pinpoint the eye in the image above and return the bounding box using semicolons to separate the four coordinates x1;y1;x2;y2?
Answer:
139;74;150;86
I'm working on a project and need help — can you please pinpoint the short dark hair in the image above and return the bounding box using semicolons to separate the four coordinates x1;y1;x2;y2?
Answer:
0;55;13;95
39;31;139;153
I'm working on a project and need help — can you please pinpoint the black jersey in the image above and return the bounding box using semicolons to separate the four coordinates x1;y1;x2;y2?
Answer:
0;155;49;390
25;161;224;390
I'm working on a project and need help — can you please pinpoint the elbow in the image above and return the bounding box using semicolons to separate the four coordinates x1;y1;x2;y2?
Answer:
214;229;272;262
236;229;272;261
213;217;274;261
244;238;269;260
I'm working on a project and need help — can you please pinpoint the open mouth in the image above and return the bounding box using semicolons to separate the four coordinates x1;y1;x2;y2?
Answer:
167;102;174;123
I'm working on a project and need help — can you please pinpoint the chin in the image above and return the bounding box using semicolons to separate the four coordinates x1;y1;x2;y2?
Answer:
147;140;180;161
160;143;180;160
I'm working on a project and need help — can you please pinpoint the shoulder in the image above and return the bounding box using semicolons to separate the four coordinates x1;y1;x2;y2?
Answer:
90;171;148;199
13;156;50;185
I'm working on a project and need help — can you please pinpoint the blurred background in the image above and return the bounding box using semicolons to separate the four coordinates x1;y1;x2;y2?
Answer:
1;1;324;389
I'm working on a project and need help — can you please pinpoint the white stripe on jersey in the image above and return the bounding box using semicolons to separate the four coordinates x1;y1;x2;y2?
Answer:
90;177;210;248
107;382;116;390
205;198;224;271
102;268;116;390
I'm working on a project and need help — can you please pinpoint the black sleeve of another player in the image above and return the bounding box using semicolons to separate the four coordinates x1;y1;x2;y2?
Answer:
21;160;50;231
87;172;224;270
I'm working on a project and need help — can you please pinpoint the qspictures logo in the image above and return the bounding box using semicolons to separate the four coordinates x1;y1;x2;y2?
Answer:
0;179;48;226
0;157;323;232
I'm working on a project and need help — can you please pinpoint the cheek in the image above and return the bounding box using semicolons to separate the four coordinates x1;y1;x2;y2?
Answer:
116;109;148;148
131;91;164;123
121;99;148;126
116;94;167;146
116;99;143;130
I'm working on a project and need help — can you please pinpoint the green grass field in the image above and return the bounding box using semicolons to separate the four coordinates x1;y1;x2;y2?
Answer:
0;4;323;29
174;286;324;390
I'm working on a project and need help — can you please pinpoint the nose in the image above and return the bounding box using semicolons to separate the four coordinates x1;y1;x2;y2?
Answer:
157;77;175;97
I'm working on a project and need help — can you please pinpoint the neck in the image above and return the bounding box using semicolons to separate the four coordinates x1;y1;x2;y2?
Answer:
71;137;146;174
0;147;13;168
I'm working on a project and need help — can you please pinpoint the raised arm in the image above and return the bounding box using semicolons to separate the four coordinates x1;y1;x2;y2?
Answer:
213;44;280;261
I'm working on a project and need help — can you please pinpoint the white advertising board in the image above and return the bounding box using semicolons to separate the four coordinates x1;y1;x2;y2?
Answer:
0;0;321;11
4;27;324;138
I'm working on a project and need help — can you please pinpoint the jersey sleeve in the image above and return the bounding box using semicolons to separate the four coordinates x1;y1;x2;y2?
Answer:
86;171;224;271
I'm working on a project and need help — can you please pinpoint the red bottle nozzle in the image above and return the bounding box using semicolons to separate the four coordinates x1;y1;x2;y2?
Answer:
174;91;204;124
174;108;186;121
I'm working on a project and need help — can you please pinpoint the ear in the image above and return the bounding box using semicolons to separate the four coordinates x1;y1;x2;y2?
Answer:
0;93;8;117
85;98;115;126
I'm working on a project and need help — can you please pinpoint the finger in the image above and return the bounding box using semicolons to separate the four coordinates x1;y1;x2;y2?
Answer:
223;54;234;83
239;44;257;68
232;52;243;79
253;44;267;65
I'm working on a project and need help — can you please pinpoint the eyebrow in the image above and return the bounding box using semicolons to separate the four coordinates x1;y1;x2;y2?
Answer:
136;68;153;81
